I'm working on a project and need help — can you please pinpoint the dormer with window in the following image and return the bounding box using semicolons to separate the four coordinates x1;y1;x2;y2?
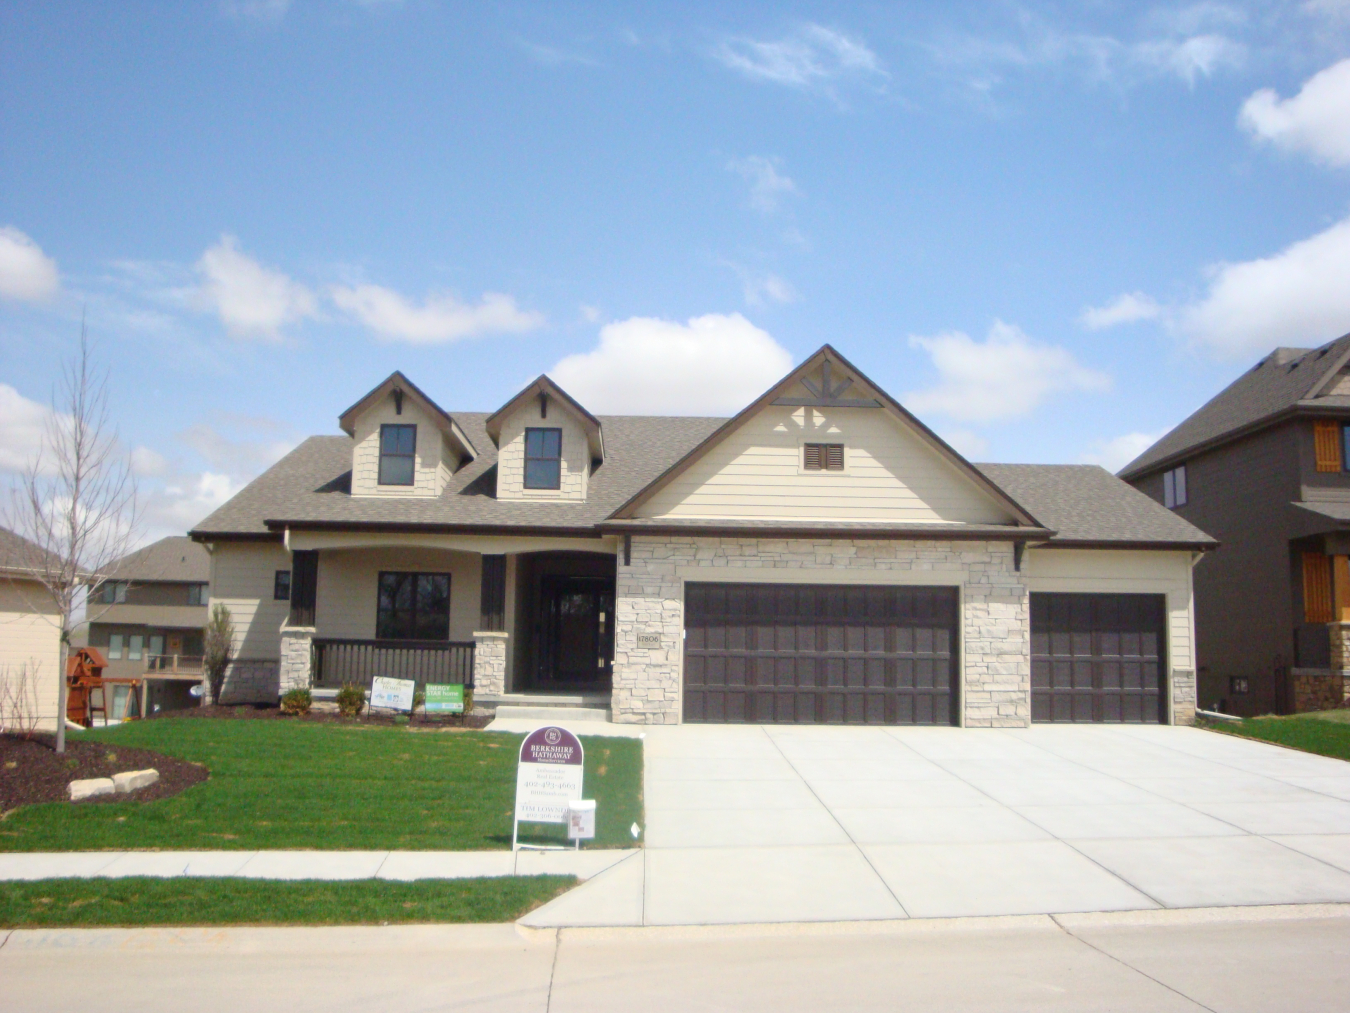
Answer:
485;376;604;502
339;372;476;498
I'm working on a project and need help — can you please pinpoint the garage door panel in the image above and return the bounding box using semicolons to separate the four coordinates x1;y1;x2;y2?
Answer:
684;582;958;725
1031;592;1166;724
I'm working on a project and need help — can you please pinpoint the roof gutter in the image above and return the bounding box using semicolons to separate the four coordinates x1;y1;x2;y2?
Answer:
597;521;1058;541
1028;538;1219;552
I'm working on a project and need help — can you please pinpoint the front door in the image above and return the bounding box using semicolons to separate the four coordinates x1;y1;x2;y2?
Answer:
538;576;613;691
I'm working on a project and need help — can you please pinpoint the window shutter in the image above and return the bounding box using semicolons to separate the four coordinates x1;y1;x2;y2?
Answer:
1314;421;1342;472
825;444;844;470
803;444;822;470
1303;551;1334;624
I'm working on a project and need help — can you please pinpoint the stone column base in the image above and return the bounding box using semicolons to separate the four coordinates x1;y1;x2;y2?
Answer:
1292;668;1345;713
1171;669;1196;726
473;631;508;697
279;626;315;696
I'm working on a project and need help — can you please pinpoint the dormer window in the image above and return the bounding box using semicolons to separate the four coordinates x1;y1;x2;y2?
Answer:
379;424;417;486
524;428;562;489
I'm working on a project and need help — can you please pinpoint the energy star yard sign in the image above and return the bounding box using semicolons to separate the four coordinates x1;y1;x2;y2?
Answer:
512;726;584;850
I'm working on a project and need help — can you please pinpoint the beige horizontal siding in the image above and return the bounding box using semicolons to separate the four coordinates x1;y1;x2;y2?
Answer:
315;547;482;642
640;406;1013;524
0;578;62;730
209;542;291;660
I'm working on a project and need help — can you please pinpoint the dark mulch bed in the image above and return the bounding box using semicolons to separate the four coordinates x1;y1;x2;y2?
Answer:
162;704;492;730
0;734;209;811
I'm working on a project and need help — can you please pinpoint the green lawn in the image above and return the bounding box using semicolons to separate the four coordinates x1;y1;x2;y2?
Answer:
0;719;642;852
1204;710;1350;761
0;875;575;927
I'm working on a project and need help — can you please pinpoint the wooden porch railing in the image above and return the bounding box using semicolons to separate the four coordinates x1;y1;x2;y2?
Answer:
311;638;476;689
145;654;204;674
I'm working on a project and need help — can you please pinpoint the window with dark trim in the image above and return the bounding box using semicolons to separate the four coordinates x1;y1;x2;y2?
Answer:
1163;465;1187;508
378;424;417;486
803;443;845;471
274;570;291;601
524;427;562;490
187;584;208;606
377;571;451;640
95;581;128;605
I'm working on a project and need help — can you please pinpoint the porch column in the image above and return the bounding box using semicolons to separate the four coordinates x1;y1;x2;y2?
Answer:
472;631;508;696
279;625;314;694
1171;669;1196;726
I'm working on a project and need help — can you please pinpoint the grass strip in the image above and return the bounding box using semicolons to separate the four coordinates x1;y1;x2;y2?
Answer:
1;720;643;852
1204;712;1350;762
0;875;576;927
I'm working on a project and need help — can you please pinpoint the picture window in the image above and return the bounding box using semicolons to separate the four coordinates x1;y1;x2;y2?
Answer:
377;571;451;640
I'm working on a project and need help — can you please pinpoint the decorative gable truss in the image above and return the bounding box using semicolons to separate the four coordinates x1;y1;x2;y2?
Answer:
606;344;1045;533
339;372;477;499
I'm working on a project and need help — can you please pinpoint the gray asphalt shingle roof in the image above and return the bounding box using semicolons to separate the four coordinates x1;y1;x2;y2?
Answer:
1120;332;1350;479
192;410;1213;549
975;464;1215;547
107;536;210;583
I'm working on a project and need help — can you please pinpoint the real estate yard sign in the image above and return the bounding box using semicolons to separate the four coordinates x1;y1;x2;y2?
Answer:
512;726;584;850
424;683;465;714
369;676;415;712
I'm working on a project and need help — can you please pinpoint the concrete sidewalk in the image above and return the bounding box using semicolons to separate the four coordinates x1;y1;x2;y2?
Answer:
4;904;1350;1012
524;723;1350;927
0;848;636;882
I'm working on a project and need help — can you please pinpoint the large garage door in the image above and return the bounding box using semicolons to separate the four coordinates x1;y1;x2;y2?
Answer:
1031;593;1167;723
683;582;959;725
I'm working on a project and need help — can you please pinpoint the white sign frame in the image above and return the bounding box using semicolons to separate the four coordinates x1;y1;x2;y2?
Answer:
369;676;415;712
512;725;584;852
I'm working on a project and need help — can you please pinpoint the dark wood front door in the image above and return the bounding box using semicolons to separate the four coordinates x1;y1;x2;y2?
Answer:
683;582;960;725
1031;592;1167;723
537;576;614;690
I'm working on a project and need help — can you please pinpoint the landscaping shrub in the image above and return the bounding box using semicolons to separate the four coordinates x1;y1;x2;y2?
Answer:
336;683;365;718
280;689;312;715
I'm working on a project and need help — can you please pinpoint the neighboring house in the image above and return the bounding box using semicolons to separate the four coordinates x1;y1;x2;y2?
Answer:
190;345;1214;726
1121;333;1350;717
86;536;210;680
0;527;62;731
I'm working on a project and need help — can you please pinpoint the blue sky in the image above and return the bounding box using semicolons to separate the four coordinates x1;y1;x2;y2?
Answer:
3;1;1350;541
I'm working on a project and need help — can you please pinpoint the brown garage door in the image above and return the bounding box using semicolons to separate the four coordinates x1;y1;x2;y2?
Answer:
1031;592;1167;723
683;582;959;725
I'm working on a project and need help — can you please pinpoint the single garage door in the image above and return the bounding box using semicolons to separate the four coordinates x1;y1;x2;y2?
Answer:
1030;592;1167;723
683;582;959;725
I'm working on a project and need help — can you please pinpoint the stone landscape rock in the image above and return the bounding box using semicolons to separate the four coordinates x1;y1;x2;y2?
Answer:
112;769;160;793
68;778;115;801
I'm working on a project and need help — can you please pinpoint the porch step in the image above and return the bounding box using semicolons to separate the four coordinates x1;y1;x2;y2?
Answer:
493;705;613;723
478;693;610;708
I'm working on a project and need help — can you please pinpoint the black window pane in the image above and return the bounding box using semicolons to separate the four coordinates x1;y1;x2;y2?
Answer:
381;425;416;455
379;455;415;486
274;571;291;601
525;458;561;489
540;429;561;457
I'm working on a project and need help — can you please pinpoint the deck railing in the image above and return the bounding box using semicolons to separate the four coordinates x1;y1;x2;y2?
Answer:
145;654;205;674
311;638;476;689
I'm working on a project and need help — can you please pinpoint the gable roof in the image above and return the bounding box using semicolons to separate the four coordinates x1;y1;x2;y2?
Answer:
1120;331;1350;480
0;526;59;577
338;370;477;460
484;375;605;461
103;536;210;583
609;344;1043;528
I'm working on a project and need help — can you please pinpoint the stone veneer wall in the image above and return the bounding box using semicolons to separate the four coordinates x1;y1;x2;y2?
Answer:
1171;669;1196;726
218;659;280;704
278;626;314;696
473;631;508;696
1292;669;1345;713
612;536;1030;727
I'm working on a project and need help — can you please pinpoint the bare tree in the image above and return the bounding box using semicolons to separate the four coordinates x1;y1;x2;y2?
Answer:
203;602;234;706
2;321;140;752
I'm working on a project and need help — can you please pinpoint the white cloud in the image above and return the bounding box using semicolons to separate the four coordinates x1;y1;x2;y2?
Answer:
1080;291;1163;330
0;227;59;302
330;283;544;344
130;446;170;478
579;304;602;323
742;273;799;307
937;429;989;458
178;423;294;476
713;24;886;91
728;156;800;213
1133;34;1245;86
550;313;794;415
142;471;243;540
1179;213;1350;357
0;384;59;473
1240;58;1350;167
1080;431;1167;474
196;235;317;339
905;321;1111;423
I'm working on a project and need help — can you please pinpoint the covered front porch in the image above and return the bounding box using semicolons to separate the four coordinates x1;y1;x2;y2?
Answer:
275;531;621;704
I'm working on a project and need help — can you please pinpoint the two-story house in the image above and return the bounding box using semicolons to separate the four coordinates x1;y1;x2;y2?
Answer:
191;345;1214;728
85;536;210;681
1121;333;1350;716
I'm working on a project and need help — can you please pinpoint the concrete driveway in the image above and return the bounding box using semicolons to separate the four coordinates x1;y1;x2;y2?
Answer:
524;723;1350;926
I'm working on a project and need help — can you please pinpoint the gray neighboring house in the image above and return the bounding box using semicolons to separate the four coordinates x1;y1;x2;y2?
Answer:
1121;332;1350;717
191;344;1213;726
86;536;211;680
